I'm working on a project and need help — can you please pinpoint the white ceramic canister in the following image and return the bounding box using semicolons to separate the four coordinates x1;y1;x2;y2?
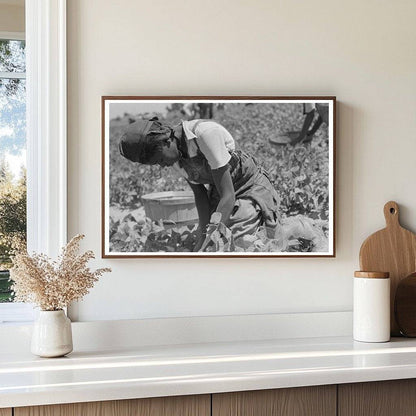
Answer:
353;271;390;342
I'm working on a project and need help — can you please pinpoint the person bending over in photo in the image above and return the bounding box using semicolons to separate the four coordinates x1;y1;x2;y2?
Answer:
118;117;281;251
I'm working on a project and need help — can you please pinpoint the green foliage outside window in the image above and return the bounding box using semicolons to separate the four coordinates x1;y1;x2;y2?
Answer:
0;38;27;302
0;160;26;302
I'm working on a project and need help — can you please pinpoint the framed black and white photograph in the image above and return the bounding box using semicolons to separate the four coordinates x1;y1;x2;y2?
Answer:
102;97;335;258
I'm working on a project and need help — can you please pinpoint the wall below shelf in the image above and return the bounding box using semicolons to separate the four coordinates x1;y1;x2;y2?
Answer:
0;311;352;353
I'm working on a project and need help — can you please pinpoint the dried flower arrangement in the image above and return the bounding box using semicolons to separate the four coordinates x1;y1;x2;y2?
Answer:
10;234;111;311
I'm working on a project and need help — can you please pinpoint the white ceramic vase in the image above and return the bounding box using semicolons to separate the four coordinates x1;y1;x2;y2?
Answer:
31;310;73;358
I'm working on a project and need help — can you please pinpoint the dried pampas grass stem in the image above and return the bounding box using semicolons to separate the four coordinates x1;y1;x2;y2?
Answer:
10;234;111;311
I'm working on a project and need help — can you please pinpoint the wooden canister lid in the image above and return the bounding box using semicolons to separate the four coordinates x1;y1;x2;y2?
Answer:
354;271;390;278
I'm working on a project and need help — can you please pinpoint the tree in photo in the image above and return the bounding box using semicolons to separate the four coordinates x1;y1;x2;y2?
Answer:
0;160;26;302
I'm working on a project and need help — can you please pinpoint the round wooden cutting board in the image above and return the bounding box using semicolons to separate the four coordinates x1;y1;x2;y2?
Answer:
359;201;416;336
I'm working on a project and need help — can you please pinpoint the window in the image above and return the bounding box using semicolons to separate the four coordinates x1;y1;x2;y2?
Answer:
0;33;26;306
0;0;67;323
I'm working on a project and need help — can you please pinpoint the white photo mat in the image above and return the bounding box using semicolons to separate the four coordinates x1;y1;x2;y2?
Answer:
102;97;335;258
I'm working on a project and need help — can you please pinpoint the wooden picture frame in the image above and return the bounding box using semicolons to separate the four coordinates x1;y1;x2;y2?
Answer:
102;96;336;258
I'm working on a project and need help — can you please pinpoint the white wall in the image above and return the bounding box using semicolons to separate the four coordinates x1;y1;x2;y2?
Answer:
67;0;416;322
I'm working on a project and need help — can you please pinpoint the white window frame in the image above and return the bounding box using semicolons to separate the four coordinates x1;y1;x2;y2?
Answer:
0;32;24;40
0;0;67;323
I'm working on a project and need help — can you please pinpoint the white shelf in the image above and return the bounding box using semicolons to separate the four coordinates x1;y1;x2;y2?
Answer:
2;335;416;408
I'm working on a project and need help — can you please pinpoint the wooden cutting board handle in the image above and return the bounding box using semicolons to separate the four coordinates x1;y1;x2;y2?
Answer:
359;201;416;336
383;201;400;229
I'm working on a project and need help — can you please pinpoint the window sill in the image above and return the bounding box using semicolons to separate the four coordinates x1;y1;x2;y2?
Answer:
0;303;35;324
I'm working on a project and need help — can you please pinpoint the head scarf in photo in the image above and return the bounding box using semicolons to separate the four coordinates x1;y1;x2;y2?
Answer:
118;117;171;163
